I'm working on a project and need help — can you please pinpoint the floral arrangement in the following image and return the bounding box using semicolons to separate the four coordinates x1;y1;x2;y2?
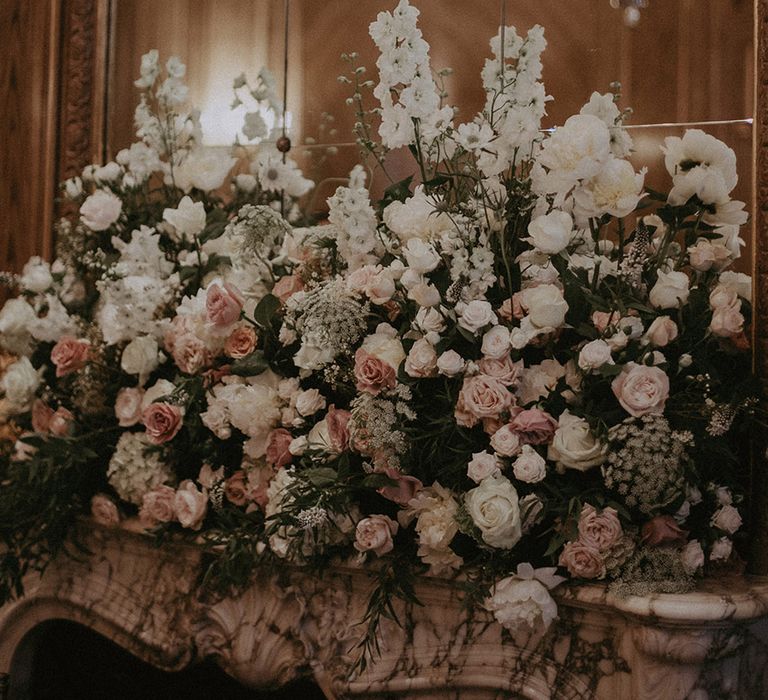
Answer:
0;0;760;663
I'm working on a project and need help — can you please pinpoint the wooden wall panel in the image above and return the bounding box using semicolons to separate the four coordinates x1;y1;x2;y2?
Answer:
0;0;60;275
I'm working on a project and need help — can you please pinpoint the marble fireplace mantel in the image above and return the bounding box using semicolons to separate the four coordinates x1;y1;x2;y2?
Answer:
1;524;767;699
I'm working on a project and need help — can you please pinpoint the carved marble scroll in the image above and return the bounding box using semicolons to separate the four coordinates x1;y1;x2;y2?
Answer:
1;525;767;699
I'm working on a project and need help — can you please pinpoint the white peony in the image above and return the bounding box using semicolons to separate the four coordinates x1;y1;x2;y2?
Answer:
574;158;645;221
383;186;454;242
465;474;522;549
525;211;573;255
20;257;53;293
173;148;236;193
649;270;690;309
402;238;441;273
80;189;122;231
0;357;41;412
548;410;606;471
162;195;207;239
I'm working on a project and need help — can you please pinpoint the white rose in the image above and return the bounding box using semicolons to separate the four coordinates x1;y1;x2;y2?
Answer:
525;211;573;255
415;307;446;335
709;285;740;311
467;451;501;484
307;418;338;455
399;268;422;290
520;284;568;329
717;271;751;301
710;306;744;338
141;379;176;410
405;338;438;378
121;336;161;385
20;257;53;293
644;316;678;347
490;424;521;457
711;505;742;534
294;343;335;371
361;324;406;370
0;357;41;411
408;282;441;308
649;270;690;309
512;445;547;483
437;350;465;377
367;270;396;304
548;410;606;471
289;436;308;455
402;238;441;273
458;300;497;334
481;326;511;360
465;474;522;549
80;189;122;231
162;195;207;239
709;536;733;562
93;162;122;183
294;388;326;417
681;540;705;574
578;339;613;371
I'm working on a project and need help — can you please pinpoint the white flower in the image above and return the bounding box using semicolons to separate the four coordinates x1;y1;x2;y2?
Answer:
649;270;690;309
525;211;573;255
711;504;742;535
414;307;446;335
465;474;522;549
383;187;454;242
0;357;41;412
163;196;206;239
681;540;705;575
173;148;236;193
361;323;406;371
107;431;174;505
710;536;733;562
437;350;465;376
0;298;37;355
578;339;613;372
512;445;547;483
717;271;751;301
404;338;438;377
121;336;162;386
490;424;522;457
455;120;494;152
295;388;326;417
402;238;441;273
481;325;511;360
520;284;568;329
548;410;605;471
574;158;645;221
80;189;122;231
458;300;497;334
467;451;501;484
20;257;53;293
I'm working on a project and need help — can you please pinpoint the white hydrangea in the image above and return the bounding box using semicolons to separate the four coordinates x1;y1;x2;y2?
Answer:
106;432;175;505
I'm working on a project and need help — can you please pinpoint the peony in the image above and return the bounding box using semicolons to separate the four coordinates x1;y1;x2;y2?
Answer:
173;480;208;530
51;336;89;377
548;410;605;471
162;195;206;238
121;335;161;385
404;338;438;377
711;504;742;534
1;357;41;411
490;424;522;457
641;515;688;546
508;408;557;445
577;504;622;552
173;148;236;193
644;316;678;347
402;238;441;273
80;189;122;230
512;445;547;483
577;339;613;371
611;363;669;417
224;326;258;359
354;349;397;395
115;387;145;427
354;514;398;556
649;270;690;309
467;451;501;483
558;541;605;579
20;257;53;293
139;485;176;527
206;282;244;328
574;157;645;220
458;300;497;334
519;284;568;329
525;210;573;255
455;375;512;428
91;494;120;527
465;474;521;549
142;402;184;444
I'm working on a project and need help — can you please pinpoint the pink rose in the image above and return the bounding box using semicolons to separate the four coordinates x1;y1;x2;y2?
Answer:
611;363;670;417
327;405;352;452
354;349;397;396
710;306;744;338
511;292;526;320
115;387;145;427
477;354;523;387
163;315;194;355
508;408;558;445
32;400;55;433
51;336;89;377
173;479;208;530
206;282;244;327
273;274;304;304
224;326;258;359
644;316;678;347
139;485;176;527
91;493;120;527
142;402;184;444
592;310;620;333
498;298;514;321
558;541;606;579
377;467;423;505
577;504;622;553
454;374;512;428
489;424;522;457
172;334;212;374
354;514;398;556
404;338;438;378
641;515;688;547
224;470;249;506
266;428;293;468
48;407;74;437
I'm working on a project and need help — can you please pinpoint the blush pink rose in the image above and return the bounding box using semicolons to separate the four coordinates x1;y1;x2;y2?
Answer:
592;310;620;333
327;405;352;452
224;470;249;506
173;479;208;530
498;298;514;322
172;334;212;374
224;326;258;359
139;485;176;527
163;315;194;355
558;541;606;579
641;515;689;547
477;354;523;387
31;400;55;434
490;424;522;457
378;467;423;505
142;402;184;444
611;363;670;417
206;282;244;327
266;428;293;467
48;407;74;437
454;374;512;428
354;514;399;556
577;504;622;553
511;292;526;320
51;336;89;377
508;408;558;445
91;493;120;527
273;274;305;304
354;349;397;396
115;387;145;427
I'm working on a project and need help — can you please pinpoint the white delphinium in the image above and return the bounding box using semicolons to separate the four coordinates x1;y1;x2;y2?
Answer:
106;431;175;506
116;141;162;183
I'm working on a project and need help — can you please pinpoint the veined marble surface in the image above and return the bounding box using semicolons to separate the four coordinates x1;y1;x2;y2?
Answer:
1;523;767;699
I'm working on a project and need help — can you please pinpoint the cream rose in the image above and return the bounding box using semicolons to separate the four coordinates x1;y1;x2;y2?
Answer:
402;238;441;273
467;451;501;484
490;424;522;457
360;323;406;371
512;445;547;483
558;541;606;579
454;375;512;428
354;514;398;556
611;363;670;417
525;210;573;255
548;410;606;471
520;284;568;329
405;338;438;378
681;540;705;574
458;300;497;334
174;480;208;530
465;474;522;549
437;350;465;377
577;504;622;552
644;316;678;347
710;306;744;338
577;339;613;372
481;325;511;360
649;270;690;309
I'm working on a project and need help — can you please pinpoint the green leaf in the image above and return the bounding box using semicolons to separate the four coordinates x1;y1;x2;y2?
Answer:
303;467;338;487
228;351;268;377
361;473;398;489
254;294;281;328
